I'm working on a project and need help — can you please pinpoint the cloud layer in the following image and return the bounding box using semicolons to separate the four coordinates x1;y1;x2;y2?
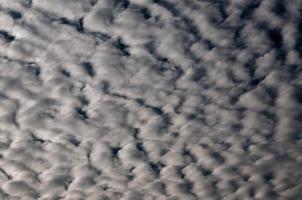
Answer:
0;0;301;199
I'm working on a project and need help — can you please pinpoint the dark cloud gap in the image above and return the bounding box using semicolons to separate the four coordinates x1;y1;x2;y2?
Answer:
31;133;47;144
154;0;202;41
216;0;228;22
141;7;152;20
182;147;197;163
263;172;274;183
172;66;184;83
0;168;12;180
89;32;111;41
81;62;96;77
86;147;102;176
126;167;135;181
295;17;302;57
114;37;130;56
200;166;212;177
149;162;165;176
191;67;207;82
152;62;168;74
176;166;185;179
179;179;196;196
272;0;286;16
100;80;110;94
53;16;111;43
233;25;246;48
55;17;78;27
229;179;239;192
115;0;130;13
248;186;256;198
69;137;81;147
243;56;258;80
76;95;88;106
11;111;19;128
242;138;252;152
0;30;15;43
25;63;41;80
242;174;250;182
75;107;89;120
131;128;140;140
128;4;152;20
135;142;146;154
111;146;122;158
203;39;215;50
61;69;71;77
89;0;98;6
22;0;32;8
267;28;283;48
8;10;22;20
249;77;265;87
210;151;225;164
76;17;84;32
294;86;302;103
240;1;261;20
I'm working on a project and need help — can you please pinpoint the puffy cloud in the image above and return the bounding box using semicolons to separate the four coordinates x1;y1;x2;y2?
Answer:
0;0;301;199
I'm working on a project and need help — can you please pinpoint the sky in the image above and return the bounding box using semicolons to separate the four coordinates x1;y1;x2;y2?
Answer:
0;0;301;199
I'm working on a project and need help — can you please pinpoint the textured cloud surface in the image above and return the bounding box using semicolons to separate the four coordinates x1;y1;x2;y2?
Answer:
0;0;301;199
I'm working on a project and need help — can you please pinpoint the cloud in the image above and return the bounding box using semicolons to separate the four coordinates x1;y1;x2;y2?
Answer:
0;0;301;199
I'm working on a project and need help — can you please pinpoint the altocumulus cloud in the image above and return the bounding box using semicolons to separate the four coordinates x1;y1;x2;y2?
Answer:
0;0;301;199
